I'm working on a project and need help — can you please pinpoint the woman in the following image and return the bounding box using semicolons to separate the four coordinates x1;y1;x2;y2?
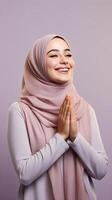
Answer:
7;34;108;200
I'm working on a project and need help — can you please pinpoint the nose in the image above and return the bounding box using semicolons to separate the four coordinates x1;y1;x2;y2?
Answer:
59;55;68;64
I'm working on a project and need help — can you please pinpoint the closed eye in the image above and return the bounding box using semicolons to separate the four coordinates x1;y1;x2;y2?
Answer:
49;54;72;58
49;55;58;57
65;54;72;57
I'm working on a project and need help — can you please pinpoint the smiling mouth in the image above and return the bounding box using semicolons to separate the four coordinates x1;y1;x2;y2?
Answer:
55;67;70;73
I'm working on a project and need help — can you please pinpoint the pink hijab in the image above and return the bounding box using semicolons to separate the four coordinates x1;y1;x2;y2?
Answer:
19;34;91;200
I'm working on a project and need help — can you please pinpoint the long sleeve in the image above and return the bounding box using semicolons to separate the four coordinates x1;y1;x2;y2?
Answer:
67;105;108;180
7;102;69;186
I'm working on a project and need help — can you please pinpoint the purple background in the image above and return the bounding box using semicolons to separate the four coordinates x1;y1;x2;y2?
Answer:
0;0;112;199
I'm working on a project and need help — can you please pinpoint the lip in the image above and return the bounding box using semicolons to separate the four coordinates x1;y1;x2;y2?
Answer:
56;68;69;72
55;66;71;70
55;67;70;74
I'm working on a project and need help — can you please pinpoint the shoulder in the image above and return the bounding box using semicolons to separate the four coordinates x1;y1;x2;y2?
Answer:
8;102;23;119
8;102;20;111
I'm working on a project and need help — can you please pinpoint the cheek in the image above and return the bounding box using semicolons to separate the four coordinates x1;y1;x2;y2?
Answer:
46;59;57;69
71;58;75;66
46;60;53;67
46;60;56;78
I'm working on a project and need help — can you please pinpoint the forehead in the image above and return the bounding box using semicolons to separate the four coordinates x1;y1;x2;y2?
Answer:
46;37;69;51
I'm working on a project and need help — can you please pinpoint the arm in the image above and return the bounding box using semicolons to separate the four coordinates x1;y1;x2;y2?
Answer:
67;105;108;180
7;102;69;186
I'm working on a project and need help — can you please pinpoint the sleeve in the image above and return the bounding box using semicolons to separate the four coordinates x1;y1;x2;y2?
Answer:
67;105;108;180
7;102;69;186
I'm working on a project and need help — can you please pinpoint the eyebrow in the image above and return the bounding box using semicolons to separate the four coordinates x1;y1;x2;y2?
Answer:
47;48;71;54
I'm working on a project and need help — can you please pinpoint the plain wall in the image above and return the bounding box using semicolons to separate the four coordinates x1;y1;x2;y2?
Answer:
0;0;112;199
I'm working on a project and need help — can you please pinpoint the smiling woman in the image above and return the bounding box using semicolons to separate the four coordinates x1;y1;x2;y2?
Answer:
7;34;108;200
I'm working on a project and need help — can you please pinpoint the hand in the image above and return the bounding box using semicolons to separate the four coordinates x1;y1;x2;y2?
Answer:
69;96;78;142
57;95;70;140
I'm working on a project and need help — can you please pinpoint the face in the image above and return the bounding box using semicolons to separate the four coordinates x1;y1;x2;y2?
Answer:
45;37;75;84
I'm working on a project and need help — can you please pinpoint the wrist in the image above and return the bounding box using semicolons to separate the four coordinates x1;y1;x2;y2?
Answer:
61;134;68;140
70;134;77;142
57;132;66;140
70;137;76;142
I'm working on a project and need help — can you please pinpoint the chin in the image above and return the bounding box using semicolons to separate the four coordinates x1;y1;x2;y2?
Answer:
49;71;73;84
54;77;72;84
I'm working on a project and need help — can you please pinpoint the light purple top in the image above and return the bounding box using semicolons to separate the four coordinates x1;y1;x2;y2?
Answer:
7;102;108;200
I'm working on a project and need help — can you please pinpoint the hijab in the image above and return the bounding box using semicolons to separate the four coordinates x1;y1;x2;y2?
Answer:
19;34;91;200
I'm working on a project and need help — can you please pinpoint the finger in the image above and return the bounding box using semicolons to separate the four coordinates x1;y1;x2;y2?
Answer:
65;104;70;122
59;97;66;114
59;95;70;116
59;97;67;116
63;96;70;114
70;108;77;122
64;100;71;120
68;93;74;108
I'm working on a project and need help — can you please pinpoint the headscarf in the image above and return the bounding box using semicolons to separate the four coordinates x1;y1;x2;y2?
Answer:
19;34;91;200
